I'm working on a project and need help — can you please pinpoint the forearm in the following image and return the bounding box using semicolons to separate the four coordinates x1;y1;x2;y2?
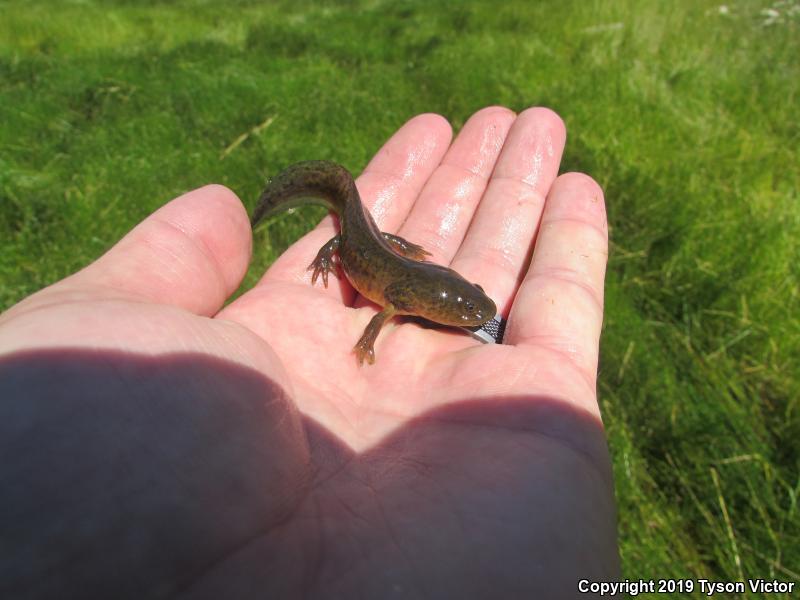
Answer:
0;348;310;598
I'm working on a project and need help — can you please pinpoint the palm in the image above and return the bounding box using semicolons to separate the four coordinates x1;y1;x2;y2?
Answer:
223;276;571;450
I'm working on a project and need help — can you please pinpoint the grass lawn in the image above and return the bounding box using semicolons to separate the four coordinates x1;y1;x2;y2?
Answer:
1;0;798;595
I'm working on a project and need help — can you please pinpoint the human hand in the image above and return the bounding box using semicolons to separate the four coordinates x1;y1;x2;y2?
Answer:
0;107;618;598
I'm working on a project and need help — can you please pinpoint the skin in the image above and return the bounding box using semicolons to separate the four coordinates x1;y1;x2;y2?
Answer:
251;160;497;365
0;107;618;599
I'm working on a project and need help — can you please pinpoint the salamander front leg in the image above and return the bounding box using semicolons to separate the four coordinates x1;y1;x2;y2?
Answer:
353;305;397;365
308;235;341;287
382;233;432;261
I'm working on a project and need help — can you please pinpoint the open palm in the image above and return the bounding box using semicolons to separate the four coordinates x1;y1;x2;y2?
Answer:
0;107;618;599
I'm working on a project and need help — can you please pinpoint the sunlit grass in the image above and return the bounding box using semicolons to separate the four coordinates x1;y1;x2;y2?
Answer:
1;0;798;595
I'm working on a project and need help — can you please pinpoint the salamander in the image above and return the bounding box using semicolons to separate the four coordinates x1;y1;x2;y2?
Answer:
252;160;496;365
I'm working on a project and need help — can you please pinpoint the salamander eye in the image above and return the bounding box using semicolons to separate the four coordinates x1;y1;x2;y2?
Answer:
465;300;475;311
473;283;484;293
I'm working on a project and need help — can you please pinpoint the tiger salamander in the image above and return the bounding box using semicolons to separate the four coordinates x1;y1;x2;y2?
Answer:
252;160;496;365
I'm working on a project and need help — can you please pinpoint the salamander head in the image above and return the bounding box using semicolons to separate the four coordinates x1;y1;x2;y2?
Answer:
405;267;496;327
439;280;496;326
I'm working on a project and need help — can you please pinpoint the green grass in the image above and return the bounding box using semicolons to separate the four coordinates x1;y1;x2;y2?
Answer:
1;0;798;595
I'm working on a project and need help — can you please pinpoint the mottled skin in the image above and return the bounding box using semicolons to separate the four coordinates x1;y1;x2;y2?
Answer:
252;160;497;364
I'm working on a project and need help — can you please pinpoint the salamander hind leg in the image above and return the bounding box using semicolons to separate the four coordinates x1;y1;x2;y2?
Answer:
308;235;341;287
382;233;432;261
353;305;397;366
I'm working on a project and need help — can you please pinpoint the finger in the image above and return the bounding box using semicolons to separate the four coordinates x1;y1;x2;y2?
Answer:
394;106;517;264
449;108;566;315
258;114;453;305
8;185;251;318
504;173;608;382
